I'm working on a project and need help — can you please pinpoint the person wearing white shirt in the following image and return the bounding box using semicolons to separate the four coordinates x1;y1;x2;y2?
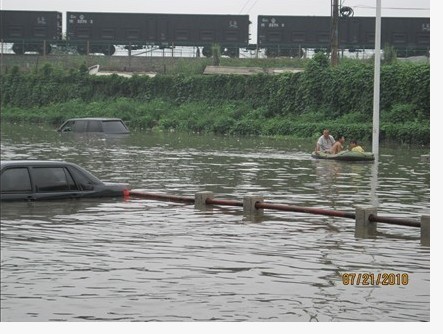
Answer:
315;129;335;153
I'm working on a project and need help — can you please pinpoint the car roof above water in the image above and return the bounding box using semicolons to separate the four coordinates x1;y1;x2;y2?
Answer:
63;117;124;121
57;117;130;134
1;160;70;168
1;160;104;184
1;160;95;174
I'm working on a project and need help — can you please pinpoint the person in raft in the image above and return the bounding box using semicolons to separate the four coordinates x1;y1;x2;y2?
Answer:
349;140;364;152
331;135;345;154
315;129;335;153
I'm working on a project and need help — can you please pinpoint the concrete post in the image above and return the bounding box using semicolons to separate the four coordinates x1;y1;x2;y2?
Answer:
355;205;377;238
420;215;430;247
194;191;214;210
243;195;264;217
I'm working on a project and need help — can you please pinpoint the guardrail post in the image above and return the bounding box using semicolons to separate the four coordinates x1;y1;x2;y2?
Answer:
420;215;430;247
243;195;264;216
194;191;214;210
355;205;377;238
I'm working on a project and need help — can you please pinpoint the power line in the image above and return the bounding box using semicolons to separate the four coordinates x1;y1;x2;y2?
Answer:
353;5;429;11
239;0;253;14
245;0;260;13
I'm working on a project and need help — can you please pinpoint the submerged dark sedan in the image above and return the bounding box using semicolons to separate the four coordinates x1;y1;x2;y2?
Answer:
1;160;129;201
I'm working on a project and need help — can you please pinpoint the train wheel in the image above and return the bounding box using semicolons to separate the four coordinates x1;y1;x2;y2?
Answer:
77;46;88;55
289;48;304;58
102;45;116;56
37;44;52;55
265;48;278;58
12;43;25;55
222;47;239;58
202;46;212;57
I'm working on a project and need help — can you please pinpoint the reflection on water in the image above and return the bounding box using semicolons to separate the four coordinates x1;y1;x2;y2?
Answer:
0;123;430;321
370;161;380;207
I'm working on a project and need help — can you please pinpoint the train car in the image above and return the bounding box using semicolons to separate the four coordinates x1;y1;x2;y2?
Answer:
66;12;250;56
0;10;62;54
258;15;331;57
340;16;430;56
258;15;430;57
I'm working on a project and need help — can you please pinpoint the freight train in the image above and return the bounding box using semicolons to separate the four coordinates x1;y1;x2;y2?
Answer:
258;15;430;57
0;10;430;57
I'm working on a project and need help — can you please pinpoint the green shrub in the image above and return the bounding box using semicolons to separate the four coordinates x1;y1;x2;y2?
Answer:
0;57;429;144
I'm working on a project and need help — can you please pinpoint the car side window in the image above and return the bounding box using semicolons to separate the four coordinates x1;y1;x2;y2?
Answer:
32;167;78;192
64;168;78;190
73;120;87;132
102;121;129;133
68;167;95;191
61;120;75;132
1;168;32;192
87;120;103;132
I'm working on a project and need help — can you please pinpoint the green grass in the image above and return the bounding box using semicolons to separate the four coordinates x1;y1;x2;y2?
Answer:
0;98;430;144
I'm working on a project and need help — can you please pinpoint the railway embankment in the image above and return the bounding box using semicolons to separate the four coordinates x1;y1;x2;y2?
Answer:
0;54;209;74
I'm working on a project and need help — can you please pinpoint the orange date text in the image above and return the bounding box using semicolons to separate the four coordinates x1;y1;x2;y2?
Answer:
341;273;409;286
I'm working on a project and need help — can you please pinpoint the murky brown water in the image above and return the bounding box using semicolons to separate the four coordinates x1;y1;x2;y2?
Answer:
1;123;430;321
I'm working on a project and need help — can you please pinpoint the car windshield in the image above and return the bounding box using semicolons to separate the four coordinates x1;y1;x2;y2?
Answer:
102;120;129;134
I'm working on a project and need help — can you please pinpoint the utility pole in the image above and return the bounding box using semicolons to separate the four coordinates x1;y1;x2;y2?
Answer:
331;0;339;66
372;0;381;157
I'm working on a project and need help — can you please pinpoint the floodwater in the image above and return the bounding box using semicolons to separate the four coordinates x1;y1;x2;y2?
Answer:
1;123;430;322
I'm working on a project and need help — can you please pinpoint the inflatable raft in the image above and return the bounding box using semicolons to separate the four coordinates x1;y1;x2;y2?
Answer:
311;150;375;161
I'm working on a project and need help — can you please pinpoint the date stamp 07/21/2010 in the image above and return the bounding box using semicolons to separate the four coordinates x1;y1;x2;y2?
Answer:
341;273;409;286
